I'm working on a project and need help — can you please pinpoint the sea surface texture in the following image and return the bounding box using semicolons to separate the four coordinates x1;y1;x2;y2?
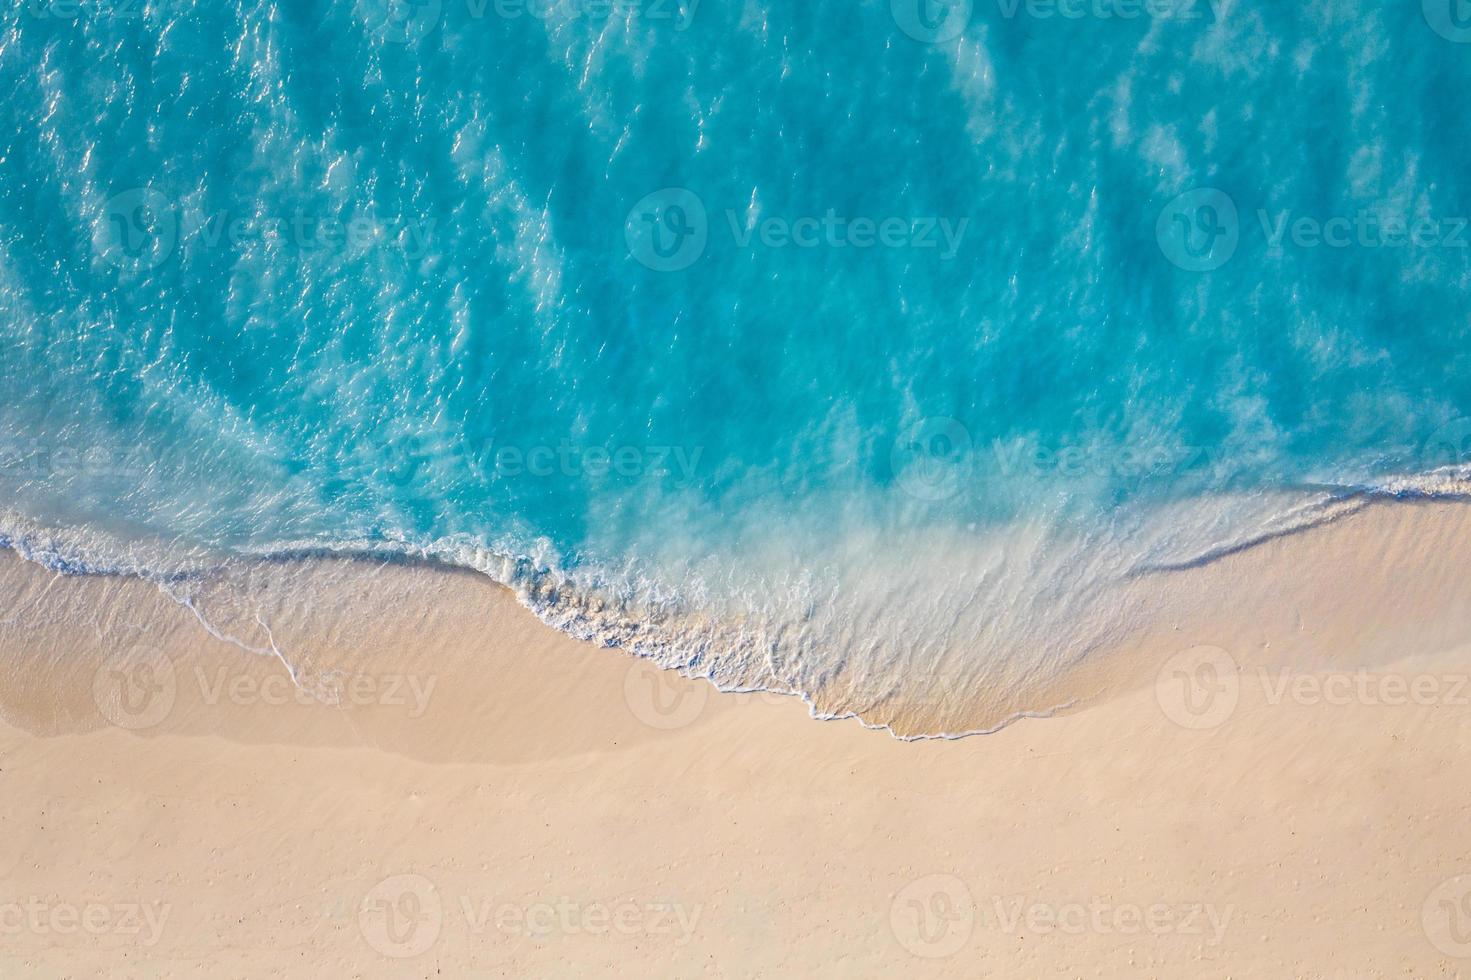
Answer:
2;0;1470;733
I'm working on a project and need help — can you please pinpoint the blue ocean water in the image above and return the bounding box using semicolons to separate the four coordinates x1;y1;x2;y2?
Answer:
2;0;1470;732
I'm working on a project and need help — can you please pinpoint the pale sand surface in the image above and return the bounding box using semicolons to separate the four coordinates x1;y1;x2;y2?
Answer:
1;502;1470;977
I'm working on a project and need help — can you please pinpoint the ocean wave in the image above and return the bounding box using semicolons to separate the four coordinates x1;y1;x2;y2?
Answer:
2;464;1466;738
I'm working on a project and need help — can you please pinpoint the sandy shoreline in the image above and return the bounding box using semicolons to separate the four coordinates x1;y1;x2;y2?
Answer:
2;500;1471;976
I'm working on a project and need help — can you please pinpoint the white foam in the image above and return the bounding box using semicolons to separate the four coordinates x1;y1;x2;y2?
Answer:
2;464;1466;739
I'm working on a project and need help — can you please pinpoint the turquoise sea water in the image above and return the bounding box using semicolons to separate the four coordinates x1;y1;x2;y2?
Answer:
2;0;1470;731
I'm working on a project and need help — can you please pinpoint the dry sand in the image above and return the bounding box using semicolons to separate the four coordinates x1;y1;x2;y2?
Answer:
1;500;1470;977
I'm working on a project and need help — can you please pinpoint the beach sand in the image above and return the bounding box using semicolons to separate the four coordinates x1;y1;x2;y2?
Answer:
1;500;1470;977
